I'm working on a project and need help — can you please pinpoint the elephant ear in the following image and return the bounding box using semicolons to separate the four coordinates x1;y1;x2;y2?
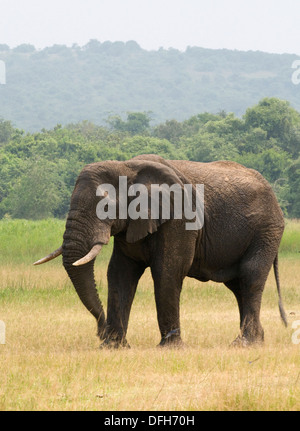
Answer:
124;160;187;243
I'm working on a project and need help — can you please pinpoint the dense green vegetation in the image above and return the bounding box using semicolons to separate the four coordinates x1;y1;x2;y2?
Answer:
0;97;299;219
0;41;299;131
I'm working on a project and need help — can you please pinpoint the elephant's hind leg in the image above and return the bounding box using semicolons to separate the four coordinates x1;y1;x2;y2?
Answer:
226;276;265;346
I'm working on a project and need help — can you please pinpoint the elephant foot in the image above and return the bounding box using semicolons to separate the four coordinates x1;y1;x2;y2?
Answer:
230;335;250;348
158;328;183;348
99;338;130;350
230;334;264;348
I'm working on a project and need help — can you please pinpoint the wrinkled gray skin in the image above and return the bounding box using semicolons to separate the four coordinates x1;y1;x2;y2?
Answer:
53;154;286;348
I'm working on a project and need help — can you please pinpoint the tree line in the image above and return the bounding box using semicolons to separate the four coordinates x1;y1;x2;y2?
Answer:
0;97;299;219
0;41;299;131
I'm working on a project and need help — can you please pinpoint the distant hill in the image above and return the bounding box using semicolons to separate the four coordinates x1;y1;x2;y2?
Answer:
0;40;299;131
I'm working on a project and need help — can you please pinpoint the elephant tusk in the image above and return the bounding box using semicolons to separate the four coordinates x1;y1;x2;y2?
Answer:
33;246;63;265
72;244;103;266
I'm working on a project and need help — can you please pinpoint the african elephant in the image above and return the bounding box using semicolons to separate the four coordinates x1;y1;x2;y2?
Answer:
34;154;287;348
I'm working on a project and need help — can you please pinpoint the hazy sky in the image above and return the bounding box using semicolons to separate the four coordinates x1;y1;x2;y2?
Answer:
1;0;300;54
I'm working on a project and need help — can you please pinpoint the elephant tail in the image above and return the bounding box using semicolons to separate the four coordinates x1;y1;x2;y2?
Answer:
273;254;288;327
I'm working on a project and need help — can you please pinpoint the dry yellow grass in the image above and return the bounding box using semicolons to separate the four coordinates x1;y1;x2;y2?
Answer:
1;256;300;411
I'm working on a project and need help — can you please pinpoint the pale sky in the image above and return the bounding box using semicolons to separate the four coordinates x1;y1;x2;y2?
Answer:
0;0;300;55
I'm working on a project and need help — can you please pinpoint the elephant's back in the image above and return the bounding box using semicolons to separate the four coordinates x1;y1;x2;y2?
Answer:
169;159;267;187
170;159;283;221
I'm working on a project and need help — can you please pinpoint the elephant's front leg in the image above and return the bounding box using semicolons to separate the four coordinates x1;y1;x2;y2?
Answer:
151;267;184;347
102;248;145;349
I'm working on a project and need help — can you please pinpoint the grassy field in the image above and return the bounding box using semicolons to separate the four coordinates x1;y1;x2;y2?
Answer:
0;218;300;411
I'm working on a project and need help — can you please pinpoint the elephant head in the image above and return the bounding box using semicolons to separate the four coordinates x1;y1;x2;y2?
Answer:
34;157;190;341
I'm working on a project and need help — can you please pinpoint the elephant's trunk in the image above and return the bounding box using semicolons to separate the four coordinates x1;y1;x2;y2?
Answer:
62;212;110;340
63;258;106;339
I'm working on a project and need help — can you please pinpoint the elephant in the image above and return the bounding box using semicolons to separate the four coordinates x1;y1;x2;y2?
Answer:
34;154;287;348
